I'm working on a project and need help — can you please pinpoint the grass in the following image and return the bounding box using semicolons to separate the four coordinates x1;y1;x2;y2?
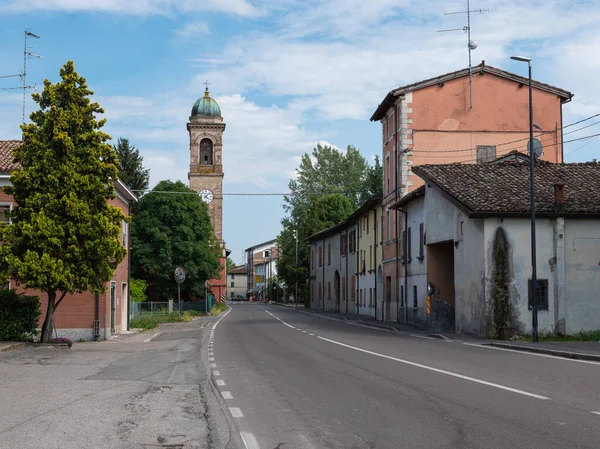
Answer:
130;304;229;330
514;329;600;342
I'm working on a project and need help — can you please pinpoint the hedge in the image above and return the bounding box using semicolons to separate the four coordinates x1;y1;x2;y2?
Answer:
0;289;41;341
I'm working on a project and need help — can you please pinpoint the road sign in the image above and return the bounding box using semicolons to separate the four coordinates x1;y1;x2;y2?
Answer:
255;275;262;283
174;266;186;284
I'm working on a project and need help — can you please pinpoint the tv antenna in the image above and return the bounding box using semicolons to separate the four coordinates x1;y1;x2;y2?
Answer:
22;30;42;124
438;1;488;109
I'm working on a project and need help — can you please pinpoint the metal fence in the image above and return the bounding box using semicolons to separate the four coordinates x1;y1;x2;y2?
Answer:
129;302;169;321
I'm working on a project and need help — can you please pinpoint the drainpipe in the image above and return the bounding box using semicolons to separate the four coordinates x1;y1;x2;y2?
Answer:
322;238;325;311
398;208;409;325
94;293;100;341
394;102;400;323
380;202;384;321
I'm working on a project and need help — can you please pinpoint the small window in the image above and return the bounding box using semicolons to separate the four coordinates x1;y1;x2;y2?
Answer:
318;282;322;299
318;246;322;267
366;214;369;234
359;289;363;307
476;145;497;164
351;276;356;300
327;243;331;265
328;282;331;299
122;220;128;247
386;156;390;194
418;223;424;260
342;277;346;300
528;279;549;310
400;285;404;307
413;285;418;309
386;210;390;241
369;288;373;307
0;203;12;225
230;281;234;287
200;138;213;165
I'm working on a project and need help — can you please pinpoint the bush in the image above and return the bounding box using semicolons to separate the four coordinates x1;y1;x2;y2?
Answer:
210;303;227;316
130;279;148;302
130;311;191;330
0;289;41;341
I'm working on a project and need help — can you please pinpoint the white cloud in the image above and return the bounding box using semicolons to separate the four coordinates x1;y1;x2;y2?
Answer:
175;21;210;37
1;0;266;17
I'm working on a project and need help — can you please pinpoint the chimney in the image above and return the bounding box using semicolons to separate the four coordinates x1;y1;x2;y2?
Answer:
554;183;565;214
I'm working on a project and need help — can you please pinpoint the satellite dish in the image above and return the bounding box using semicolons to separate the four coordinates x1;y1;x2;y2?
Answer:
528;138;543;159
469;40;478;50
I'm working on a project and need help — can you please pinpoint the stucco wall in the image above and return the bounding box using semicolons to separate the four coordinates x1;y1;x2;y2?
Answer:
564;220;600;333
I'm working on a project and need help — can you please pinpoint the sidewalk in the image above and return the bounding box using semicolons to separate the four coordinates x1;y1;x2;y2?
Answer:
488;340;600;362
0;342;27;352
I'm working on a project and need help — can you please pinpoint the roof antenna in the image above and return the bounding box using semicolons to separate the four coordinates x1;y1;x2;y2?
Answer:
438;0;488;109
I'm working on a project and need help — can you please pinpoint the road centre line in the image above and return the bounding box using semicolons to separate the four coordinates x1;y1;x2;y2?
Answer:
240;431;260;449
263;309;549;400
317;336;550;400
462;342;600;365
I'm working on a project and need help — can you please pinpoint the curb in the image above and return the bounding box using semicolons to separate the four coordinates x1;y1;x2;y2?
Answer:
488;342;600;362
0;342;27;353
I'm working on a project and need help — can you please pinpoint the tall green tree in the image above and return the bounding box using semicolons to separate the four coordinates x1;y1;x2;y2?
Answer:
363;155;383;203
226;257;236;272
131;180;220;301
113;137;149;195
1;61;127;342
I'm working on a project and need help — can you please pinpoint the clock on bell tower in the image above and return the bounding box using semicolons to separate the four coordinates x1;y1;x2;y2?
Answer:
187;83;228;302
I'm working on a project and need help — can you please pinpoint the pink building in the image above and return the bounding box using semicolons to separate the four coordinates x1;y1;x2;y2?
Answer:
370;60;573;322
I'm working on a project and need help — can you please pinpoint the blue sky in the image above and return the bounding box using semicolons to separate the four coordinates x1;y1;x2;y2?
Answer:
1;0;599;265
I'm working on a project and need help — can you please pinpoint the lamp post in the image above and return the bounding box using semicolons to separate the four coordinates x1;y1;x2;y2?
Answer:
510;55;538;343
295;228;299;309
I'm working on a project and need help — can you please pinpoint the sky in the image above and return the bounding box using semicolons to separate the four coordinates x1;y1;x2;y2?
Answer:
0;0;599;265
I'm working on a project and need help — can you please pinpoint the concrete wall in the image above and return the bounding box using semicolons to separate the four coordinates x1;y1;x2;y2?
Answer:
227;272;248;298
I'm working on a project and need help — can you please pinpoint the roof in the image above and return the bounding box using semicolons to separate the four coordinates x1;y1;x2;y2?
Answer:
0;140;137;202
370;61;574;121
229;265;247;275
245;238;278;252
390;186;425;209
0;140;22;173
191;88;222;118
308;193;382;241
412;162;600;217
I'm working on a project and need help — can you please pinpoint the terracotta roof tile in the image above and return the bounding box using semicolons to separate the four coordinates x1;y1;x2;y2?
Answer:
0;140;22;173
229;265;247;275
412;162;600;216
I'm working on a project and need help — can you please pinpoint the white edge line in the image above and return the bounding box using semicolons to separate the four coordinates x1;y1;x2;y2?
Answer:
592;411;600;416
229;407;244;418
462;342;600;366
316;336;550;400
144;332;163;342
240;431;260;449
216;379;225;386
264;309;296;329
212;306;232;330
210;363;217;368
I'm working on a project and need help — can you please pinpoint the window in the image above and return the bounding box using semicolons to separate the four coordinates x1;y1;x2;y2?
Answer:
342;277;346;300
476;145;496;164
328;282;331;299
311;248;314;268
402;229;407;263
340;234;346;256
386;156;390;194
0;203;12;224
386;210;390;241
369;246;372;271
413;285;418;309
418;223;424;260
231;281;234;287
327;243;331;265
200;138;213;165
318;246;322;267
407;227;412;261
383;119;388;143
122;220;128;247
528;279;549;310
366;213;369;234
400;285;404;307
349;230;356;253
388;114;393;140
318;282;322;299
351;276;356;300
369;288;373;308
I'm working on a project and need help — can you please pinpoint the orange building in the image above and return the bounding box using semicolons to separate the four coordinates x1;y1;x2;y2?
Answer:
0;140;137;341
370;60;573;322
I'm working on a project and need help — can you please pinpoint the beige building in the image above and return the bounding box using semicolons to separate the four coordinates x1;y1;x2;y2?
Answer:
227;265;248;300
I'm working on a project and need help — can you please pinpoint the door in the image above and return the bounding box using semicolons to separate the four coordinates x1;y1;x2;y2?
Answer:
110;282;116;336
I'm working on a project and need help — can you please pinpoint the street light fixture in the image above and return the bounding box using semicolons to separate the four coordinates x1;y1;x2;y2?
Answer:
510;55;538;343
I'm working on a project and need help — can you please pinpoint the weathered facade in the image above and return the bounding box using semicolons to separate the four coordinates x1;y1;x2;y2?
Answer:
0;140;136;341
227;265;248;299
244;239;280;300
391;160;600;337
370;61;573;322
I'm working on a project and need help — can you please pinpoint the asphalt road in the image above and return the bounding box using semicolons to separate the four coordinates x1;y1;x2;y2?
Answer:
211;303;600;449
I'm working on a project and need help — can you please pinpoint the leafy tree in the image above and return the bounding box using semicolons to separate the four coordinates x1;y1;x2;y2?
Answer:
1;61;127;342
113;137;149;195
277;143;379;300
129;279;148;303
131;180;220;301
226;256;236;272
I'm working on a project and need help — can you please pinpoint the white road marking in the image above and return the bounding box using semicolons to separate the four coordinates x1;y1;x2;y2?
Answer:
410;334;436;340
317;336;550;400
210;363;217;368
592;411;600;416
265;309;296;329
213;370;220;376
212;307;232;331
144;332;163;342
302;330;308;333
229;407;244;418
462;342;600;365
222;391;233;399
209;357;215;361
216;379;226;386
308;333;315;336
240;431;260;449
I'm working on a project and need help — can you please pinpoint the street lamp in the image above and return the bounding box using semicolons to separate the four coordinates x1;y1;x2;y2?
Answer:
510;55;538;343
294;228;299;309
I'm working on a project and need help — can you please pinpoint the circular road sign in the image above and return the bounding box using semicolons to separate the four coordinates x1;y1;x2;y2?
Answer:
174;266;186;284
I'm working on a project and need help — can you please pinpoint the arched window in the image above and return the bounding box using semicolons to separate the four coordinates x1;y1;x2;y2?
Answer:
200;138;213;165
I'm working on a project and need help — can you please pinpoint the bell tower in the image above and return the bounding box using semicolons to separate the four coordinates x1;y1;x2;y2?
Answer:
187;83;227;301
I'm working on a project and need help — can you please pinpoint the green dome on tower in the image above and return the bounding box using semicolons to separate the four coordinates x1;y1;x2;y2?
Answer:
191;87;221;118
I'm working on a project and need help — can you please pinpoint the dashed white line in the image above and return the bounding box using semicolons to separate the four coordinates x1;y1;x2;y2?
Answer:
222;391;233;399
592;411;600;416
461;342;600;365
144;332;163;342
229;407;244;418
240;431;260;449
216;379;226;386
212;370;220;376
308;333;315;336
209;357;215;361
264;309;296;329
210;363;217;368
317;335;550;400
302;330;308;333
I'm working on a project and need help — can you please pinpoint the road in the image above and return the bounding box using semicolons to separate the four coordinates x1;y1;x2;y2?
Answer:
212;303;600;449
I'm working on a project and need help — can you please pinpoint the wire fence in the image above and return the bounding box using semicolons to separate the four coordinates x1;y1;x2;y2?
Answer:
129;302;169;320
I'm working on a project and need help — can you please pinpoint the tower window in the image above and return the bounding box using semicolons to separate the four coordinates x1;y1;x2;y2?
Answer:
200;138;213;165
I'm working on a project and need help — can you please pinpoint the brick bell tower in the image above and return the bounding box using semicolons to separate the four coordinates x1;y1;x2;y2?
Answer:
187;83;228;302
